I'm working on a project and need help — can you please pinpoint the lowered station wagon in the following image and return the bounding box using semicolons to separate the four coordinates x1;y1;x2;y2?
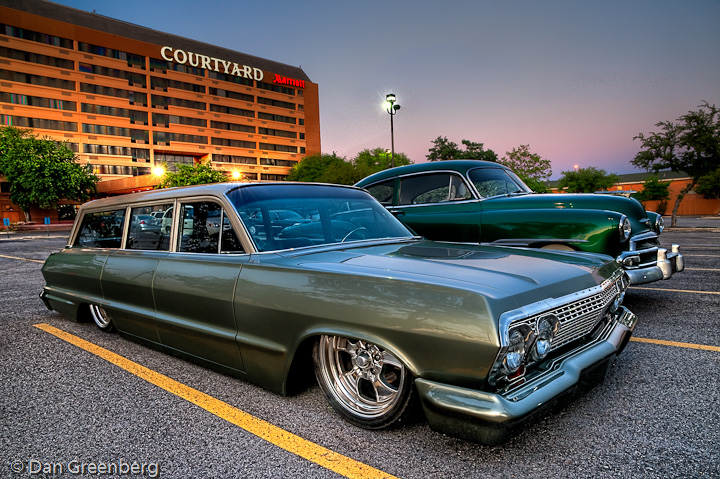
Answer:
356;160;684;285
41;183;636;444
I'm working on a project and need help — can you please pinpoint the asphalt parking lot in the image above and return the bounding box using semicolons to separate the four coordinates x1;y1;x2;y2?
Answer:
1;217;718;479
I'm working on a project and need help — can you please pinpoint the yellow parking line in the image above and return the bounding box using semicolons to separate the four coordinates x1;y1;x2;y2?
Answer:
631;337;720;353
33;323;398;479
0;254;44;263
685;268;720;271
630;287;720;295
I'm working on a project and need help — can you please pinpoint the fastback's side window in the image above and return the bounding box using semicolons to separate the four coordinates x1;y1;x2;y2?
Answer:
177;201;244;254
126;204;173;251
398;173;471;205
365;180;395;206
74;209;126;248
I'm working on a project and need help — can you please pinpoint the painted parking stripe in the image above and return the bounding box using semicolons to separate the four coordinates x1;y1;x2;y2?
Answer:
630;286;720;295
33;323;398;479
631;337;720;353
0;254;44;263
685;268;720;271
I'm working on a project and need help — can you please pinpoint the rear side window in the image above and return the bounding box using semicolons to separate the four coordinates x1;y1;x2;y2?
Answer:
74;209;126;248
126;204;173;251
398;173;471;205
365;180;395;206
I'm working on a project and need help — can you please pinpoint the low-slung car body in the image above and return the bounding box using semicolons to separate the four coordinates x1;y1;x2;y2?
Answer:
355;160;684;285
41;183;636;445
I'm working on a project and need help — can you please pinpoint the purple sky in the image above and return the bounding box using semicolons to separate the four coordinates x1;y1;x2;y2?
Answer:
51;0;720;178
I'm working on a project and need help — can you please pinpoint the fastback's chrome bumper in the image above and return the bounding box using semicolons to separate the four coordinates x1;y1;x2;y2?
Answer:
617;243;684;285
415;306;637;446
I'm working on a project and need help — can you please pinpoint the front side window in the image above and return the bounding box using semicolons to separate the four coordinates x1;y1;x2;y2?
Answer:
126;204;172;251
468;168;531;198
177;201;244;254
74;209;126;248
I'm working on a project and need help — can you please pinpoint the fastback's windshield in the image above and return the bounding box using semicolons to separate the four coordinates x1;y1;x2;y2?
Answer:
468;168;532;197
227;184;414;252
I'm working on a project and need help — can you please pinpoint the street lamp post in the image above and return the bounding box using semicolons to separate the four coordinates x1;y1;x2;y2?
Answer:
385;93;400;168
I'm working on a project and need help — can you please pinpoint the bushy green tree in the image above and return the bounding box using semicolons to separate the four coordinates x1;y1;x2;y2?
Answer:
287;153;355;184
695;168;720;199
0;126;98;220
556;167;619;193
426;137;498;162
157;160;228;188
353;148;411;177
500;145;552;193
633;102;720;226
633;175;670;202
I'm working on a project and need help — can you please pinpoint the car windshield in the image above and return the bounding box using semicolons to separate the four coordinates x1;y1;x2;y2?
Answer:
227;184;414;252
467;168;532;197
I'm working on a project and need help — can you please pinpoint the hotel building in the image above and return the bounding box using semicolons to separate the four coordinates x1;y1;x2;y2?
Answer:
0;0;320;221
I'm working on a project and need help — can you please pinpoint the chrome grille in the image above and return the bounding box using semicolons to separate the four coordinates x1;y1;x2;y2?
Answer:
509;275;621;351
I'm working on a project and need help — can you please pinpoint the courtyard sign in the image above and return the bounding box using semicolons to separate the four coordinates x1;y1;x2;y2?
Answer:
160;46;263;81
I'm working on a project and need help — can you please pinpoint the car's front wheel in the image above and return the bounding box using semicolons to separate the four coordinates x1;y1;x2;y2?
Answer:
313;335;415;429
89;304;114;332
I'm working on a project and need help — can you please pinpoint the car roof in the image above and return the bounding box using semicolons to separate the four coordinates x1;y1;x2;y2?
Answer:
355;160;510;186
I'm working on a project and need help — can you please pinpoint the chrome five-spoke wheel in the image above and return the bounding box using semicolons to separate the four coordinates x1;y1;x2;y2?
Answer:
313;335;415;429
89;304;114;332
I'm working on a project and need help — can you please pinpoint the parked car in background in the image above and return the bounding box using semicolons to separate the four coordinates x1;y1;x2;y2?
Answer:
40;182;636;445
356;160;684;285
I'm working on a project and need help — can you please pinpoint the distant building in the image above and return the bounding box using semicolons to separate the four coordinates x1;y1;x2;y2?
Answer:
1;0;320;222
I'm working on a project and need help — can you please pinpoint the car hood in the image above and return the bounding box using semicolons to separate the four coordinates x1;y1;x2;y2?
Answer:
484;193;649;221
284;240;617;307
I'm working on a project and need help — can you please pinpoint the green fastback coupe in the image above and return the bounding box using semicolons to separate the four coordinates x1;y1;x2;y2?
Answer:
41;183;636;445
355;160;684;285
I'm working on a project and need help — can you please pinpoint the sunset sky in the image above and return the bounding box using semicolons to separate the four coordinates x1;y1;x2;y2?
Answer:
53;0;720;178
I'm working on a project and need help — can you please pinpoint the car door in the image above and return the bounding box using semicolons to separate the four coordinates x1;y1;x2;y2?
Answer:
101;202;173;341
390;172;483;242
153;199;247;372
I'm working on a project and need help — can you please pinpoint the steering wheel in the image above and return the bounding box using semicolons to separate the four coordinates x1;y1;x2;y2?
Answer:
341;227;367;242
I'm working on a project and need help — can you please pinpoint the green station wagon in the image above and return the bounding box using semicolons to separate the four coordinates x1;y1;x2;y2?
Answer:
40;183;636;445
355;160;684;285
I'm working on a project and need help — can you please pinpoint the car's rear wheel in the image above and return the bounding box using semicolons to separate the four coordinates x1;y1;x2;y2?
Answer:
89;304;114;332
313;335;415;429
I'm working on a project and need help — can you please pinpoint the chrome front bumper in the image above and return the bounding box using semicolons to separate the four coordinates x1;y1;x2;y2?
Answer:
617;243;684;285
415;306;637;445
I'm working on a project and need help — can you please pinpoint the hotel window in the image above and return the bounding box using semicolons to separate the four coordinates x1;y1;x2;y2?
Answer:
151;77;205;93
155;154;195;172
1;93;76;111
149;57;167;73
153;113;206;127
208;71;253;86
256;81;295;96
258;128;297;139
0;46;74;70
210;121;254;133
154;132;207;145
208;88;253;102
213;155;257;165
260;174;288;181
211;138;255;148
152;95;206;111
260;158;297;167
0;71;75;91
78;42;145;69
210;104;254;118
257;97;296;110
1;24;73;48
1;116;77;132
81;104;148;124
258;112;296;125
259;143;298;153
78;63;147;87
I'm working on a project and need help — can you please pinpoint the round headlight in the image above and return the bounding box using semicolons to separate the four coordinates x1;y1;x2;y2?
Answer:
655;216;664;234
530;317;558;362
619;215;631;241
503;329;526;374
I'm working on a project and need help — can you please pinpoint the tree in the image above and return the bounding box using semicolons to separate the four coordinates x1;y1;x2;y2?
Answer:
287;153;355;184
633;102;720;226
695;168;720;199
0;126;98;221
352;148;411;178
632;175;670;215
426;137;498;162
500;145;552;193
556;167;619;193
157;160;228;188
